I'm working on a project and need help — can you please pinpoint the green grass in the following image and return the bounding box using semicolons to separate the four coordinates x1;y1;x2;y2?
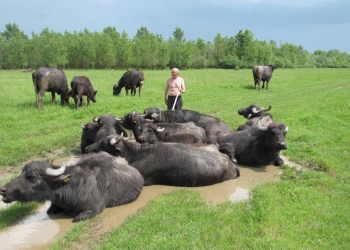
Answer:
0;68;349;249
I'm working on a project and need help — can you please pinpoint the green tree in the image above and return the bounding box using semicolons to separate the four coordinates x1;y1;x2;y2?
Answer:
212;33;228;66
235;29;256;67
168;27;190;69
133;26;158;68
117;31;133;69
39;28;67;67
0;23;28;68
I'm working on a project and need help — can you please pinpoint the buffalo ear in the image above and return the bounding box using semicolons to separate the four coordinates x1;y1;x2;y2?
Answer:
45;174;73;184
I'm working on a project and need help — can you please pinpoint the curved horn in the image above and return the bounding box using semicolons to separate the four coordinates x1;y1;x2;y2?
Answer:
45;163;67;177
109;133;123;145
115;117;122;122
263;104;272;112
80;123;86;129
256;117;268;131
93;117;98;122
252;107;261;114
156;127;165;132
151;113;159;119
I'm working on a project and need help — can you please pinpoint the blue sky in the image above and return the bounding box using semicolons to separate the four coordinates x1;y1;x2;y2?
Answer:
1;0;349;53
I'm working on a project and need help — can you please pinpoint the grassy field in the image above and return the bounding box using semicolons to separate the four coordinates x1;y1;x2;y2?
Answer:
0;68;349;249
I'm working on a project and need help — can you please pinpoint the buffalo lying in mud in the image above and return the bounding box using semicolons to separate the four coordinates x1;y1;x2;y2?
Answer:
105;134;240;187
0;152;143;222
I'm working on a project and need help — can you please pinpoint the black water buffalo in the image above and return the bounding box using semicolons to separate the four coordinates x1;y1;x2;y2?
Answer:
81;115;129;154
80;121;100;152
0;152;143;222
138;122;207;145
32;67;71;110
143;107;234;144
71;76;97;110
252;65;277;90
105;134;240;187
117;111;153;140
113;70;145;97
217;117;288;167
237;104;273;131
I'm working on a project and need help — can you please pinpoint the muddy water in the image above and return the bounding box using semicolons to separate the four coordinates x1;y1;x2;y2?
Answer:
0;156;281;250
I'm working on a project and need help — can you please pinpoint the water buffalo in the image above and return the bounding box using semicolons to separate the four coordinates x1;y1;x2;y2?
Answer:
138;122;207;145
82;115;129;154
142;107;234;144
217;117;288;167
252;65;277;90
32;67;71;110
117;111;153;140
237;104;273;131
113;70;145;97
70;76;97;110
0;152;143;222
106;134;240;187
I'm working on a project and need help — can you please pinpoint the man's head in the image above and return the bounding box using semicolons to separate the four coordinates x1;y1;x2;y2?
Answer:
171;68;179;79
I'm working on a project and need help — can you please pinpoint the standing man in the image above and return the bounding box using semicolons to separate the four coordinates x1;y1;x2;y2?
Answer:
164;68;186;110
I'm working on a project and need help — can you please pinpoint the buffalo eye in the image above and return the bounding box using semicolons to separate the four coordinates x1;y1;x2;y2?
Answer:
26;175;36;182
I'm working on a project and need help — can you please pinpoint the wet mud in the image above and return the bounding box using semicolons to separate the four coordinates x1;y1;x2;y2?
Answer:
0;156;282;250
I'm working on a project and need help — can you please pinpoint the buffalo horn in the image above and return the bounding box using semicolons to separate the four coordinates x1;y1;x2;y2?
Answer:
109;133;123;145
263;104;272;112
80;123;86;129
256;117;268;131
93;117;98;122
252;107;262;114
156;127;165;132
45;163;66;177
115;118;122;122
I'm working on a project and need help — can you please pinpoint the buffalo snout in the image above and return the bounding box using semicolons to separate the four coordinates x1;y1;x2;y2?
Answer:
277;141;287;150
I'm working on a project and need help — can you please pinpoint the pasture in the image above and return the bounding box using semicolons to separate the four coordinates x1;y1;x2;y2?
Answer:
0;68;349;249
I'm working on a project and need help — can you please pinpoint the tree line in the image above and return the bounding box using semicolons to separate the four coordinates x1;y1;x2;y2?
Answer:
1;23;349;70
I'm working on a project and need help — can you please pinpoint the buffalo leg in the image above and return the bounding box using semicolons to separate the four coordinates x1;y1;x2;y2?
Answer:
36;91;45;110
74;95;80;110
266;81;270;90
138;85;142;97
87;96;90;106
79;96;83;107
73;209;99;222
262;81;265;89
51;92;56;104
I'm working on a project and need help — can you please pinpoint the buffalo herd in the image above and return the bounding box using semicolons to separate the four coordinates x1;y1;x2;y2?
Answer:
0;67;287;222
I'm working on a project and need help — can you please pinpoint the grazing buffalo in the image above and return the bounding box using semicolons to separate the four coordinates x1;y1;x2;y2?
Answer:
106;134;240;187
237;104;273;131
70;76;97;110
143;107;234;144
32;67;71;110
113;70;145;97
0;152;143;222
138;122;207;145
252;65;277;90
218;117;288;167
81;115;129;154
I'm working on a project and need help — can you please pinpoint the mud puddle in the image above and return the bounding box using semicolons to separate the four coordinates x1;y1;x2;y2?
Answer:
0;156;282;250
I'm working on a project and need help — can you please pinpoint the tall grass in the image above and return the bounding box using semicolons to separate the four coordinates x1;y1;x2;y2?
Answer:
0;68;349;249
